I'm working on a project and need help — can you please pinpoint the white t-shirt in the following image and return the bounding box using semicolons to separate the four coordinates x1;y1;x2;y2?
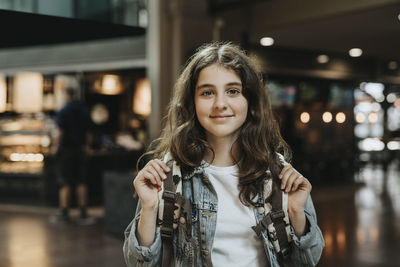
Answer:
204;164;268;267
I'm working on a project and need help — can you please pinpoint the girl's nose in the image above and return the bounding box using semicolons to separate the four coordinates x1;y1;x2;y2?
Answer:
213;95;227;110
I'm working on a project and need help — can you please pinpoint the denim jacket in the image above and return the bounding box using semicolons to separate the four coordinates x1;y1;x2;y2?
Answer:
123;162;324;267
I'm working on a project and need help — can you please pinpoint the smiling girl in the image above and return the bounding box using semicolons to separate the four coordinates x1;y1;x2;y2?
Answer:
123;42;324;267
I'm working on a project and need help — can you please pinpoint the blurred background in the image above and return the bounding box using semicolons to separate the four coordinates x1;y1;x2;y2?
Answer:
0;0;399;266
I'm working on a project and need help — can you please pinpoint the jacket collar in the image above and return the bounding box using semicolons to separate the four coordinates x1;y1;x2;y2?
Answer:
181;164;205;180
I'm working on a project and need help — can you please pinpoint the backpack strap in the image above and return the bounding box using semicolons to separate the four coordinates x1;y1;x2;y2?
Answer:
158;159;195;267
252;176;292;266
160;169;176;267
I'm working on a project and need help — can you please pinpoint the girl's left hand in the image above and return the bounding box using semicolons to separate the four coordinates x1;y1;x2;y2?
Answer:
279;164;312;212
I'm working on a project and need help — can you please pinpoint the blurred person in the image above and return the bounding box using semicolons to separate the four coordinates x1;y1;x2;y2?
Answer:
51;87;94;224
123;42;324;266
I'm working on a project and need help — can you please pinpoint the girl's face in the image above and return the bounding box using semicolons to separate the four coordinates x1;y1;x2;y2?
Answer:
194;63;248;142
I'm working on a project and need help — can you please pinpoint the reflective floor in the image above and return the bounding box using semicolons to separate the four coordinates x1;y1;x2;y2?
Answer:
314;160;400;267
0;207;125;267
0;160;399;267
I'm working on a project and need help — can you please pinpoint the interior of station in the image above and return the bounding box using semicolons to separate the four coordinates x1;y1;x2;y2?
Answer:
0;1;399;266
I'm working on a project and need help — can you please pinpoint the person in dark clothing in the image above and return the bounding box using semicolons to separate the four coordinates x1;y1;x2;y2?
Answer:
52;87;93;224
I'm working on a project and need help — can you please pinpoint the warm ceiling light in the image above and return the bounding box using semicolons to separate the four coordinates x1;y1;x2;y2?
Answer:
388;61;398;70
300;112;310;123
102;75;122;95
260;37;274;46
355;113;366;123
336;112;346;123
133;78;152;117
368;112;378;123
13;72;43;113
0;74;6;113
322;112;333;123
349;48;363;57
316;54;329;64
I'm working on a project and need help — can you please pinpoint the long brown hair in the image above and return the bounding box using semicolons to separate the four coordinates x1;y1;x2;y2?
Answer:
145;42;291;206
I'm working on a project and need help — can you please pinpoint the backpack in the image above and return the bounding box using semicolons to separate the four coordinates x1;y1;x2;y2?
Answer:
158;159;292;267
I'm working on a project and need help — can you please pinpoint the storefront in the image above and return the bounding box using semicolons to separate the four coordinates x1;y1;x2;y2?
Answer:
0;67;148;205
250;45;400;185
0;21;147;204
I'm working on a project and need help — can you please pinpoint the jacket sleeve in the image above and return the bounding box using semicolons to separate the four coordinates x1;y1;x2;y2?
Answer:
123;201;162;267
289;196;325;266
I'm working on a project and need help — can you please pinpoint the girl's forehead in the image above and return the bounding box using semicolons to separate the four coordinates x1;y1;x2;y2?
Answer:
196;72;240;90
197;64;240;80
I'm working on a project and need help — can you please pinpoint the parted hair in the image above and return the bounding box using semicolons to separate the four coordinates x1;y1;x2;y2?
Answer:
144;42;291;206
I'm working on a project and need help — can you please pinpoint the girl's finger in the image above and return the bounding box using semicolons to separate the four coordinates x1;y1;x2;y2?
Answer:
146;166;162;186
154;159;171;173
291;175;304;191
280;167;294;190
150;160;168;180
279;164;292;178
139;169;158;186
284;173;298;192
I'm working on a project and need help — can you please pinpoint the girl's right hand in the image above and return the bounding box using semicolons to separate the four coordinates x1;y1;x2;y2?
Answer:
133;159;170;210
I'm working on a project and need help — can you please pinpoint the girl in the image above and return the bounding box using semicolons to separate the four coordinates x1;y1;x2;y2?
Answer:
124;42;324;266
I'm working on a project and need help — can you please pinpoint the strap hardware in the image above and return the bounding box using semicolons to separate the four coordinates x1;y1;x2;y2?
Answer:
161;226;173;239
270;210;285;221
163;190;176;202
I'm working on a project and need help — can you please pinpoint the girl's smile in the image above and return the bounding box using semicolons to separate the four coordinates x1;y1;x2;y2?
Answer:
209;114;234;121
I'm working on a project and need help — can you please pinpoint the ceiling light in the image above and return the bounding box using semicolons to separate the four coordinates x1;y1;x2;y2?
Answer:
368;112;378;124
355;113;366;123
358;138;384;151
316;54;329;64
349;48;363;57
322;112;333;123
387;141;400;151
300;112;310;123
335;112;346;123
260;37;274;46
386;93;397;103
133;78;152;117
388;61;398;70
0;74;6;113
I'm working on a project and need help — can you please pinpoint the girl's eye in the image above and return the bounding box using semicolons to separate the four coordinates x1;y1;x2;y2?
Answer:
227;88;241;95
200;90;213;96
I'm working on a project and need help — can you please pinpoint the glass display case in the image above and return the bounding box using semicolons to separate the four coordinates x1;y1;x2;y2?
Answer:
0;114;55;174
0;113;57;201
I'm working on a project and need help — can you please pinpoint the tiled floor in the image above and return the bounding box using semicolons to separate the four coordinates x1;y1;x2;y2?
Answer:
0;207;126;267
0;160;399;267
314;160;400;267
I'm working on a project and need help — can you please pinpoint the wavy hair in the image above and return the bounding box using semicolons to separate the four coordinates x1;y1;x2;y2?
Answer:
145;42;291;206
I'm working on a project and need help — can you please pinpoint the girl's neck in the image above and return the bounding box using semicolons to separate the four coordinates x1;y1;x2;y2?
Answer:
204;135;238;167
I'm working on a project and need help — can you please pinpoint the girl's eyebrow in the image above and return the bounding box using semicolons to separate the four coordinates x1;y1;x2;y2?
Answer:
225;82;242;88
196;82;242;90
196;83;214;90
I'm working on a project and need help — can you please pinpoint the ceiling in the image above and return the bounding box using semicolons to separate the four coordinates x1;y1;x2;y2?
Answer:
1;2;399;65
247;1;400;61
0;9;145;49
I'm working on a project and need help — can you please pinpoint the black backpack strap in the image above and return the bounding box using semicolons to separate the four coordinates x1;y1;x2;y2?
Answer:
160;162;196;267
161;169;176;267
252;178;292;266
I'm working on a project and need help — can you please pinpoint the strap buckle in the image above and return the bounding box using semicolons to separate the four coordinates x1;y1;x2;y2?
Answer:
163;190;176;202
160;226;173;238
270;210;285;222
